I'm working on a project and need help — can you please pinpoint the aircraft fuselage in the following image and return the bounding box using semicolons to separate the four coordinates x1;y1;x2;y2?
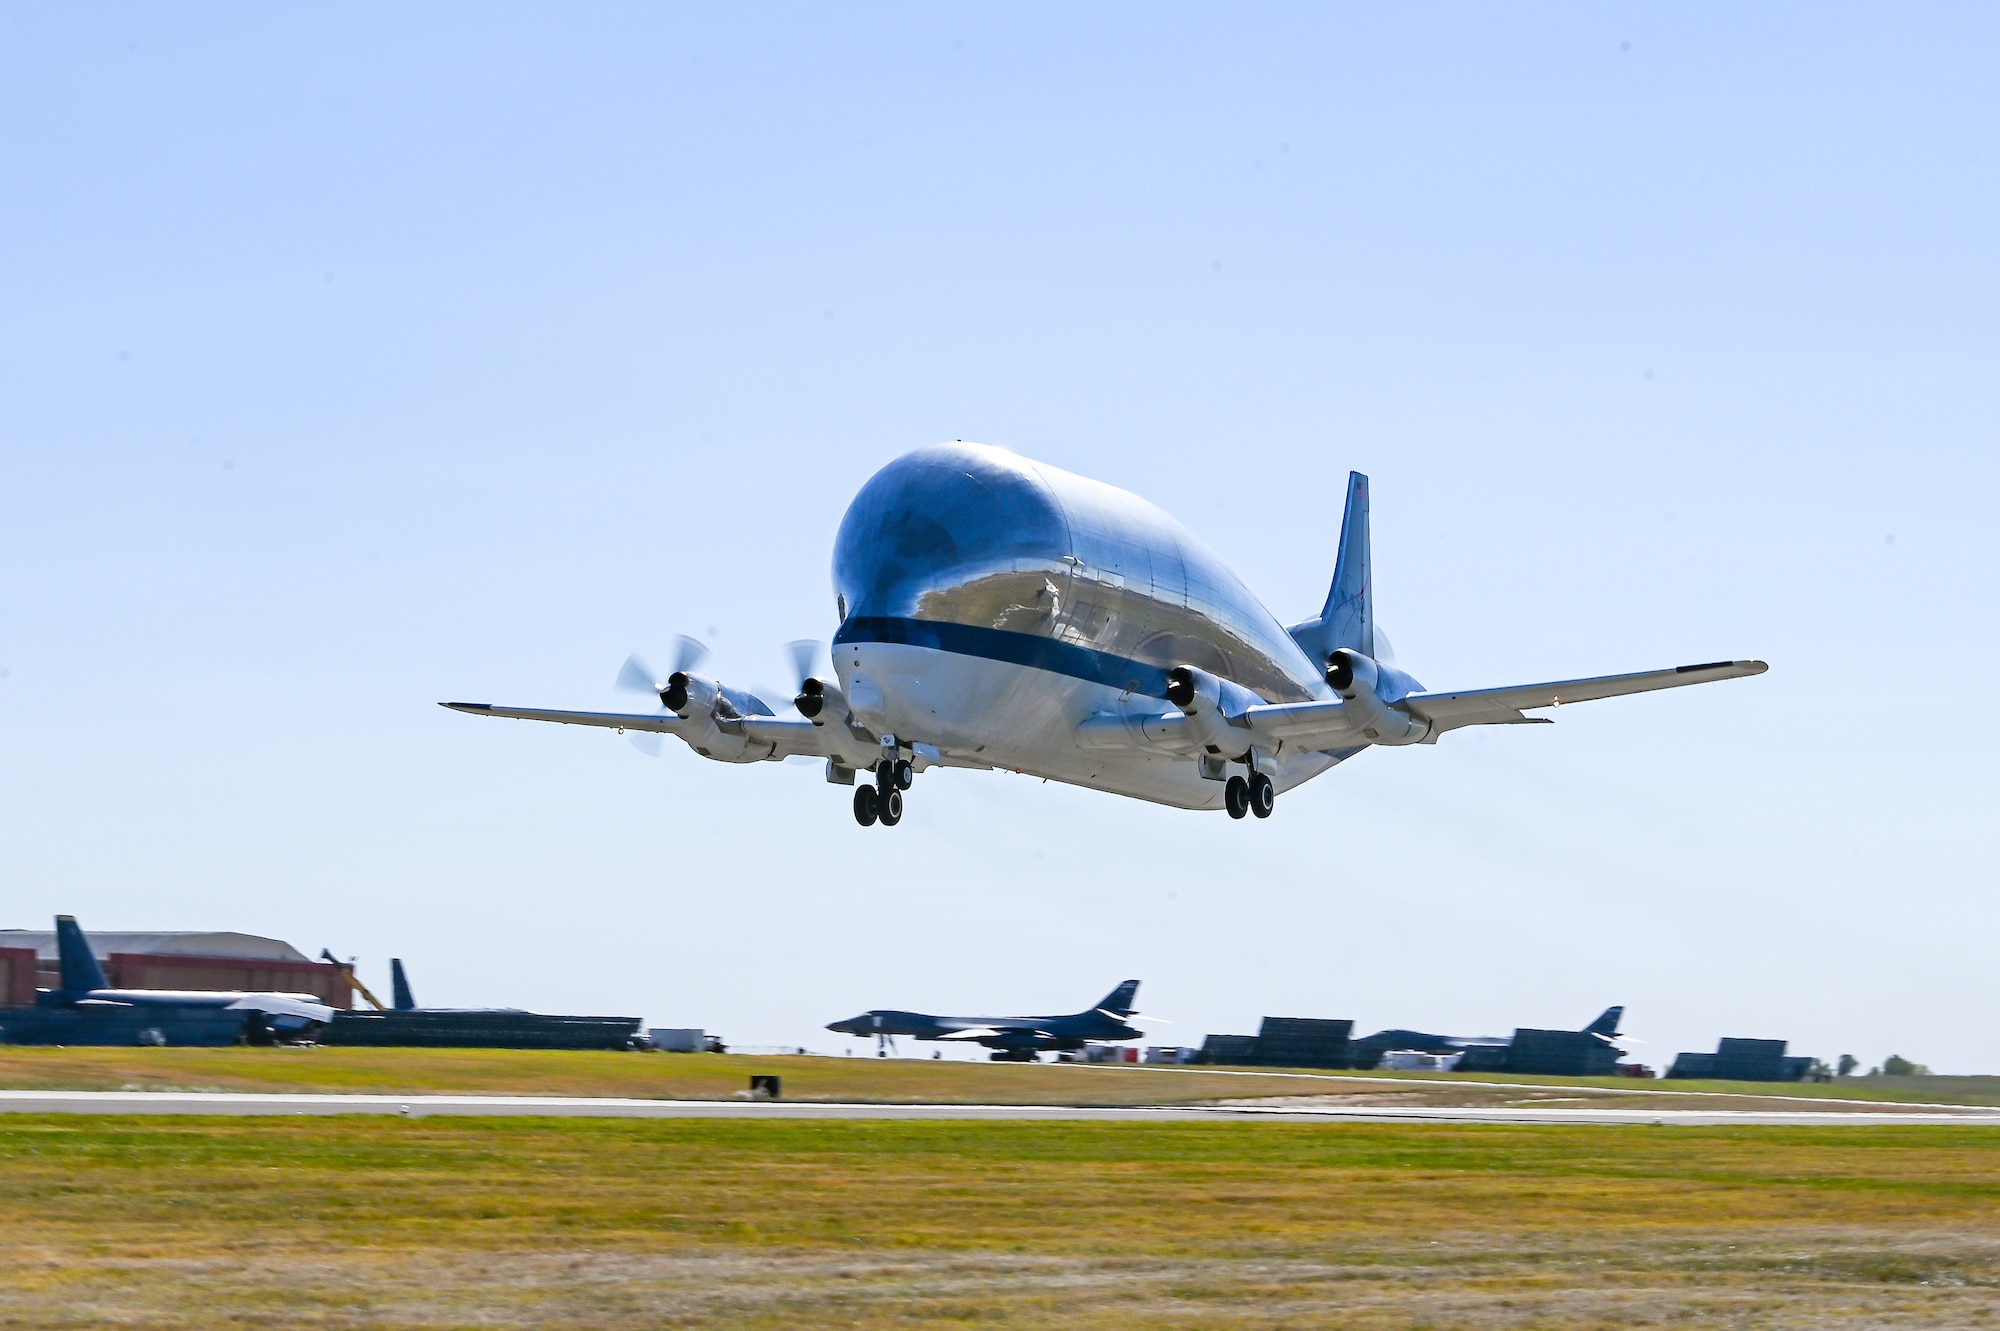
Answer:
830;443;1344;810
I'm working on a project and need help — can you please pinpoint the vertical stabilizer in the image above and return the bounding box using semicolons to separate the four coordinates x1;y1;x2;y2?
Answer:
1321;472;1373;659
1584;1006;1624;1038
1093;980;1140;1016
54;915;108;993
390;958;417;1011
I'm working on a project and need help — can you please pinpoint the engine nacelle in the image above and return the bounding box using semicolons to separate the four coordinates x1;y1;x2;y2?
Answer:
1167;664;1266;722
662;671;717;717
1165;665;1222;715
1324;649;1427;744
795;677;830;721
1323;648;1377;699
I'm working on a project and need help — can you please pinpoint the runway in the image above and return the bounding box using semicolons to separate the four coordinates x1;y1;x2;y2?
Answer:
3;1090;1997;1126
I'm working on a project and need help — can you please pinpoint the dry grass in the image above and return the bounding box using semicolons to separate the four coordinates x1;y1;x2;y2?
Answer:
2;1115;1998;1327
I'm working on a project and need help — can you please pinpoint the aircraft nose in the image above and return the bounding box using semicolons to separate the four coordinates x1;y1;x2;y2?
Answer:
826;1016;866;1035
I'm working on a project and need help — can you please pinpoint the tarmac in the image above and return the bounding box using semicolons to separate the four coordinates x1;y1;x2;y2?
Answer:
3;1090;1998;1126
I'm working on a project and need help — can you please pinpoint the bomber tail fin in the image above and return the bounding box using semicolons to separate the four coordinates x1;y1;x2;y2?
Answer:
55;915;108;993
390;958;417;1011
1288;472;1374;665
1584;1005;1624;1037
1093;979;1140;1016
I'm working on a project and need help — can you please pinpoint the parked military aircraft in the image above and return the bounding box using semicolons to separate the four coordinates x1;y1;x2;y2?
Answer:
40;915;335;1041
1348;1005;1624;1069
445;443;1765;826
391;958;417;1010
826;980;1147;1061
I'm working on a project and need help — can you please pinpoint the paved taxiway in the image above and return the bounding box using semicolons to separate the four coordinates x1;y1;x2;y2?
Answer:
3;1091;1996;1126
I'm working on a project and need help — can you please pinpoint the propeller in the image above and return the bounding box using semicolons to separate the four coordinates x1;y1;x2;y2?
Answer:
614;638;707;755
616;637;710;713
615;654;659;697
785;639;821;688
611;656;667;757
785;639;828;716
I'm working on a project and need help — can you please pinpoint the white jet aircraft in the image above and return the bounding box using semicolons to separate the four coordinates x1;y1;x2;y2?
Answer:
446;443;1765;826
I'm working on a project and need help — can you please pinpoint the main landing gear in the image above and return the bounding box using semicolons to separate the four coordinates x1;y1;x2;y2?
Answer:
852;758;916;828
1224;771;1276;820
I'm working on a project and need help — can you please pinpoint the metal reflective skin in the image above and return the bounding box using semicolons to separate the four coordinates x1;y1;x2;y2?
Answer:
831;443;1339;809
443;442;1767;818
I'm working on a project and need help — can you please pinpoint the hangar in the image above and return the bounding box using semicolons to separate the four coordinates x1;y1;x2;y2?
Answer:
1667;1038;1817;1082
0;921;642;1050
0;928;350;1008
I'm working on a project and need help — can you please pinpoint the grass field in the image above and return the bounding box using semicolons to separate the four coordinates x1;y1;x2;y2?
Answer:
2;1045;1996;1110
3;1114;1998;1328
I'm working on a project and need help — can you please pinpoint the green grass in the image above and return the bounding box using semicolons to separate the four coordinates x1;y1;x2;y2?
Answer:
2;1115;1998;1327
0;1046;1355;1103
2;1045;1995;1108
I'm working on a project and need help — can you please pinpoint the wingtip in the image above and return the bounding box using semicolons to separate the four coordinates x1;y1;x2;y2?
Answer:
441;701;491;712
1676;660;1769;677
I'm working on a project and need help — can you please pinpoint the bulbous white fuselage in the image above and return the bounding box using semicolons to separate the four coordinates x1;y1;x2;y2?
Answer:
829;443;1339;809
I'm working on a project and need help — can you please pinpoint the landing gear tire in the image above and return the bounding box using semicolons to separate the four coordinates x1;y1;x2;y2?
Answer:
852;784;879;827
878;787;904;826
893;759;914;790
1249;771;1275;819
1224;775;1250;819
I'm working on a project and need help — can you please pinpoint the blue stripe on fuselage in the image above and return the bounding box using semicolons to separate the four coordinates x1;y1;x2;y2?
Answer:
834;616;1173;697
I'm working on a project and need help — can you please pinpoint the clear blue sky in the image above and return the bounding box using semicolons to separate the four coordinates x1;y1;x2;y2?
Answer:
3;6;1994;1069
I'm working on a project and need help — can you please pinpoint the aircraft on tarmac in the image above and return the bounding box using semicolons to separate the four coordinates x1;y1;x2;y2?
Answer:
1347;1005;1625;1070
826;980;1148;1061
445;443;1765;826
38;915;335;1041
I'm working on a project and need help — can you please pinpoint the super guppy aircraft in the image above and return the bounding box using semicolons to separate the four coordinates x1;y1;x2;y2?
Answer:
445;443;1765;826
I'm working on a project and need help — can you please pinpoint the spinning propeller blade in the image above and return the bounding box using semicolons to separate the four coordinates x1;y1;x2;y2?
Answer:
785;639;822;689
673;635;710;675
615;654;659;695
612;655;670;755
618;636;711;708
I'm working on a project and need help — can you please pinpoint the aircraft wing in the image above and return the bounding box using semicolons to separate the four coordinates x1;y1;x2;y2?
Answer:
443;703;685;733
226;994;337;1024
1398;659;1768;735
440;703;838;759
932;1026;1006;1041
1234;659;1765;748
